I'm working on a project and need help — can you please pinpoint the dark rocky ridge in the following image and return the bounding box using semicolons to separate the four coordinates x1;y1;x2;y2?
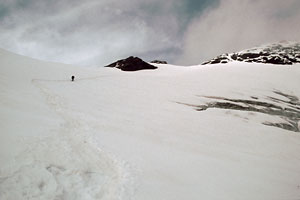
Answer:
150;60;168;64
105;56;157;71
178;91;300;132
202;41;300;65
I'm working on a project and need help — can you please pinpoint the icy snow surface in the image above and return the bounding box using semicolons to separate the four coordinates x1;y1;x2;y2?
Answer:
1;48;300;200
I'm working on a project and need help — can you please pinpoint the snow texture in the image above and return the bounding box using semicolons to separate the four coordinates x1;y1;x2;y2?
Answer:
1;47;300;200
202;41;300;65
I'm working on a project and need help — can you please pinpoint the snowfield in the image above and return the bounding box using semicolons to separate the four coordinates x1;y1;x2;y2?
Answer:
1;48;300;200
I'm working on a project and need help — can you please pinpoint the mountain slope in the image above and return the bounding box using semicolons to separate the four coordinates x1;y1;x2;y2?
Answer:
0;49;133;200
1;48;300;200
202;41;300;65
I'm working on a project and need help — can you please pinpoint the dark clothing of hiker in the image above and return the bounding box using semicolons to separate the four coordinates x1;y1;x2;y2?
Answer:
71;76;75;81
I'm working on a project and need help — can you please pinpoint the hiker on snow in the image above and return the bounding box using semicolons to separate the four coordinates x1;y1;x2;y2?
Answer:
71;76;75;81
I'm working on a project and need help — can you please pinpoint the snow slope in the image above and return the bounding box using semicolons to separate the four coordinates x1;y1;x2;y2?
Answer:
203;41;300;65
1;48;300;200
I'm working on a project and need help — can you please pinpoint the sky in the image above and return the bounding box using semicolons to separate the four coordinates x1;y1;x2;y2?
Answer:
0;0;300;66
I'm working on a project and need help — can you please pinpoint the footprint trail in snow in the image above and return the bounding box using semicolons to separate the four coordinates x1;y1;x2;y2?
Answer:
0;79;134;200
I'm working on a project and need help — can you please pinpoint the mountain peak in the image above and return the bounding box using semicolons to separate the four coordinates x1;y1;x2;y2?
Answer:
202;41;300;65
105;56;157;71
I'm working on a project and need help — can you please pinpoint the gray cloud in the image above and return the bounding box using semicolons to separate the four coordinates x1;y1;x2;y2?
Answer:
177;0;300;65
0;0;220;66
1;0;298;66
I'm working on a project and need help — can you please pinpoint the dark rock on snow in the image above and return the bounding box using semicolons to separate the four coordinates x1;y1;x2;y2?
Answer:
202;41;300;65
105;56;157;71
150;60;168;64
178;91;300;132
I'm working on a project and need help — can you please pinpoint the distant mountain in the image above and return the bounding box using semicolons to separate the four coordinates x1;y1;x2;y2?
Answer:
202;41;300;65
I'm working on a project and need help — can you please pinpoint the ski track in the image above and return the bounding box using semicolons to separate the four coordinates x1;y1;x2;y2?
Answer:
0;78;135;200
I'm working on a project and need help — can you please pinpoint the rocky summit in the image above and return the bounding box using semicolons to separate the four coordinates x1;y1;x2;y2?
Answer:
150;60;168;64
105;56;157;71
202;41;300;65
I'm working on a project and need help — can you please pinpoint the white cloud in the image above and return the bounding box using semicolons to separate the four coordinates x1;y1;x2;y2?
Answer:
177;0;300;65
2;0;298;66
0;0;182;66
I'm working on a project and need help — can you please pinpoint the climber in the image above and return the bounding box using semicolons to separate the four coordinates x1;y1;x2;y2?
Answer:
71;75;75;81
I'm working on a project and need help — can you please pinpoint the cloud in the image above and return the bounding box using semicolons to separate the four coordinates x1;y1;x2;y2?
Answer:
177;0;300;65
3;0;298;66
0;0;221;66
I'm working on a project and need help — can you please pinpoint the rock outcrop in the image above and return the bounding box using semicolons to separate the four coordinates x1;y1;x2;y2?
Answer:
178;91;300;132
150;60;168;64
202;41;300;65
105;56;157;71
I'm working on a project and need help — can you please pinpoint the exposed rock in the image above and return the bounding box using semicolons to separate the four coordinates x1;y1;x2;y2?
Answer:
150;60;168;64
105;56;157;71
177;91;300;132
202;41;300;65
